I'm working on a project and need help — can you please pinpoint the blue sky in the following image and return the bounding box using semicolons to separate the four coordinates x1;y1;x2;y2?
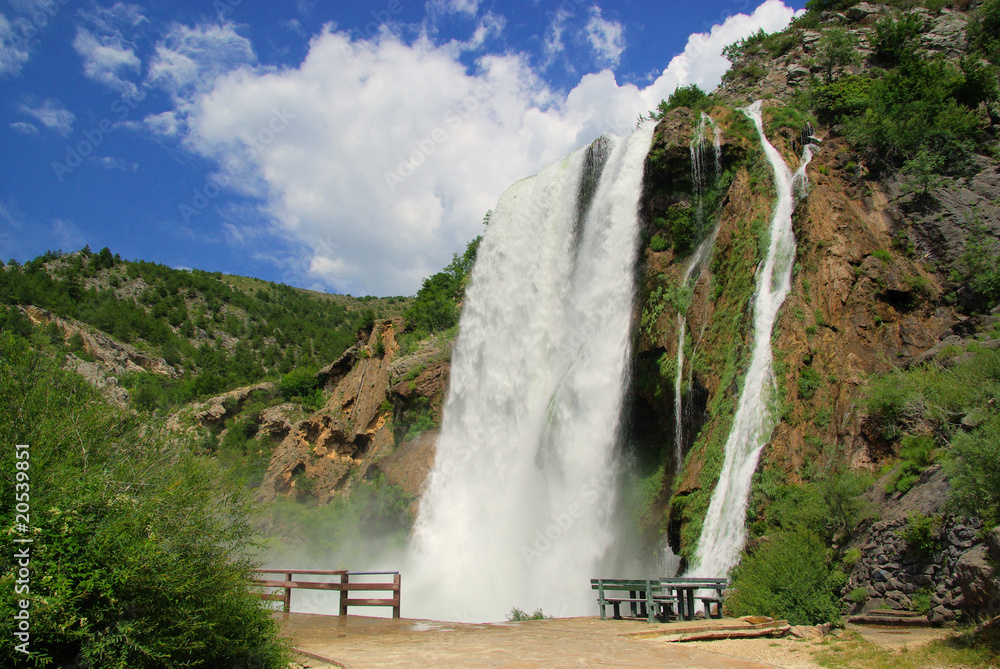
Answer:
0;0;804;296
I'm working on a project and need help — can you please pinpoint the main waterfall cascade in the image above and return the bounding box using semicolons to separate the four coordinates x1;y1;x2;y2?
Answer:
690;101;818;578
406;122;657;622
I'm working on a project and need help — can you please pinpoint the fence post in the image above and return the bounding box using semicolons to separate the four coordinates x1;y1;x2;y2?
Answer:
339;572;349;618
283;572;292;614
392;572;401;619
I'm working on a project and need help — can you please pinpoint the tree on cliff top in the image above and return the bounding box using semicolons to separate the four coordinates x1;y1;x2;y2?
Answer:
405;232;482;335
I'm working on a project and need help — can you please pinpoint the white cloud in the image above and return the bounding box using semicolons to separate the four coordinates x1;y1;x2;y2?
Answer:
157;1;798;296
148;22;256;97
427;0;480;16
0;13;30;76
584;7;625;69
98;156;138;172
73;3;146;94
20;99;75;136
144;110;180;137
9;121;37;134
541;8;570;69
637;0;799;104
73;28;141;93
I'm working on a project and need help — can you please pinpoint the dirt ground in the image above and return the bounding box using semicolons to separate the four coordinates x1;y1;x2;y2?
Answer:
277;613;954;669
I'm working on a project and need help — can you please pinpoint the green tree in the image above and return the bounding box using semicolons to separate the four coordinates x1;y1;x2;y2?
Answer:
815;28;860;83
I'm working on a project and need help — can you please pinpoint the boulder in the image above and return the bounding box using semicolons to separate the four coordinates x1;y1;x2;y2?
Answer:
787;65;811;83
955;544;999;617
845;2;882;21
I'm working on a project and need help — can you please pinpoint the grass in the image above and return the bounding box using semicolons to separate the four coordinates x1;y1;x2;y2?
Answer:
506;607;548;621
812;626;1000;669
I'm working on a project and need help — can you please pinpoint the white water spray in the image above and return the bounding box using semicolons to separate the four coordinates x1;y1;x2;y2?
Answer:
406;122;656;622
690;101;817;578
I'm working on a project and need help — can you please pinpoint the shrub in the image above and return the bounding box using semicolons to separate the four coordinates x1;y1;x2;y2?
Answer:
901;512;940;555
279;366;320;400
968;0;1000;63
651;84;709;118
506;607;547;621
727;528;843;625
886;434;937;494
649;234;670;252
956;221;1000;310
813;74;874;123
765;470;873;545
0;335;288;667
870;13;924;65
948;414;1000;527
798;366;823;400
849;587;869;604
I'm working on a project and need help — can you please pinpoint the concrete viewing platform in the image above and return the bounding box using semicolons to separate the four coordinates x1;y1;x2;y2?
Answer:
277;612;799;669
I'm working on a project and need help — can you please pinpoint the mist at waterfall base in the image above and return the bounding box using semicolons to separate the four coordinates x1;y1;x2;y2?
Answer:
404;122;658;623
259;478;413;617
689;101;817;579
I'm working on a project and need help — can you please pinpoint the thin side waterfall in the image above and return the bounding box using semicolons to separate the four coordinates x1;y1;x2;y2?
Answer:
690;101;817;578
673;114;721;472
672;315;686;468
406;121;656;622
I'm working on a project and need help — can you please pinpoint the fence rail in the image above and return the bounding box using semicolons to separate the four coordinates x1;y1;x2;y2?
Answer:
251;569;401;618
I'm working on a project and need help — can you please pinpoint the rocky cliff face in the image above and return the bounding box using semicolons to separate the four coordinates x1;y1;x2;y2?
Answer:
254;318;450;505
20;305;178;406
630;0;1000;622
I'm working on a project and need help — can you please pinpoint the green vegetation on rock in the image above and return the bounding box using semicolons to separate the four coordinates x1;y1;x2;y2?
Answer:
866;345;1000;526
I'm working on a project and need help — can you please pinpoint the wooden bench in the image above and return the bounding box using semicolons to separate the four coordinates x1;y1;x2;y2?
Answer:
660;577;728;620
590;578;669;624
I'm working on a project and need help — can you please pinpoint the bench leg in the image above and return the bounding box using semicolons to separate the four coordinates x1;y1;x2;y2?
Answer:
612;602;621;620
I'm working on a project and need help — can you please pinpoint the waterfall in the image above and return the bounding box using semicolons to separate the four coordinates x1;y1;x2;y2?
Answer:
690;101;817;578
406;121;656;622
673;113;721;472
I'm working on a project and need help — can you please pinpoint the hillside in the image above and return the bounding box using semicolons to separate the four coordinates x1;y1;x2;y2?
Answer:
0;247;409;406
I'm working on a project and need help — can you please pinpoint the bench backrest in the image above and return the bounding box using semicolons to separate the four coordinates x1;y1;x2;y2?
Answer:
590;578;659;592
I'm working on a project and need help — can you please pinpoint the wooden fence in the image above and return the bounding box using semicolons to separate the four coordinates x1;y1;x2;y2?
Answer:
251;569;401;618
